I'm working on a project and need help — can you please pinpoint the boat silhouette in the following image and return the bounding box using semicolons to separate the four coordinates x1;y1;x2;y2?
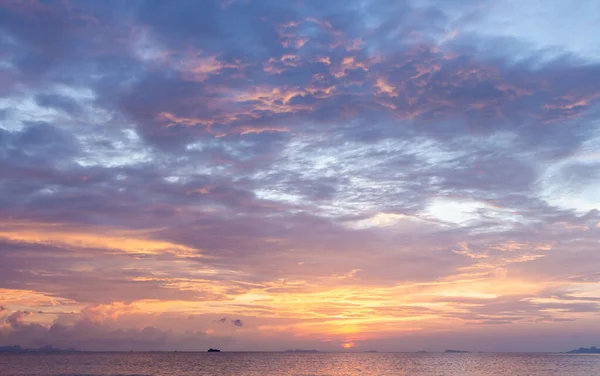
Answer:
207;348;221;352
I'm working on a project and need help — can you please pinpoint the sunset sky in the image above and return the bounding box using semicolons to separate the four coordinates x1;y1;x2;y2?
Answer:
1;0;600;352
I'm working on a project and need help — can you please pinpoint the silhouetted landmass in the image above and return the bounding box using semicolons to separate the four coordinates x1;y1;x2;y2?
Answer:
207;348;221;352
567;346;600;354
444;349;470;353
0;346;23;352
0;345;76;353
284;349;320;353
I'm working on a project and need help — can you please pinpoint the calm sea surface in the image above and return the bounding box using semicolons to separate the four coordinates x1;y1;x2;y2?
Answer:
1;352;600;376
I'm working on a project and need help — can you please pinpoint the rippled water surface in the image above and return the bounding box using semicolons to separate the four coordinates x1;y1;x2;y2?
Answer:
2;352;600;376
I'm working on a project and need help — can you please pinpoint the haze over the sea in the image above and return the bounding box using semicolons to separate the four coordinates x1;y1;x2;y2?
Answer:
1;0;600;353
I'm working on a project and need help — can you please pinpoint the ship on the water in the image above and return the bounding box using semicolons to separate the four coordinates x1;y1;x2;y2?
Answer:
207;348;221;352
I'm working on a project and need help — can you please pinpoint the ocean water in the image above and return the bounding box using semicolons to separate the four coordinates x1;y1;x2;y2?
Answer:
1;352;600;376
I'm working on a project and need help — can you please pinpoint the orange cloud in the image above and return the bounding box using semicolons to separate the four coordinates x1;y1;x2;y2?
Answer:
315;56;331;65
545;98;589;111
0;288;81;311
346;39;363;51
294;38;308;48
81;302;139;323
157;112;215;128
177;54;246;82
331;56;369;78
264;54;302;74
234;126;291;135
489;241;556;253
306;85;336;98
452;243;488;259
375;78;397;96
186;187;211;195
0;221;201;257
234;87;312;114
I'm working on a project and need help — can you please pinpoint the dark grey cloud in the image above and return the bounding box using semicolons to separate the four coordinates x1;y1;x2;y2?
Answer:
231;319;243;327
34;94;82;115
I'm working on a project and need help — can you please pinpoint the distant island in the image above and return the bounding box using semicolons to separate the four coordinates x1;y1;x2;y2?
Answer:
0;345;76;353
444;349;470;353
284;349;320;353
567;346;600;354
207;348;221;352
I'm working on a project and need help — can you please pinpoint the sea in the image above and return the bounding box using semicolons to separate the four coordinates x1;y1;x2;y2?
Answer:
1;352;600;376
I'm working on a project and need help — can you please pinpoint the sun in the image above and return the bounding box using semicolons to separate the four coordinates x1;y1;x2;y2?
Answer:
342;342;355;349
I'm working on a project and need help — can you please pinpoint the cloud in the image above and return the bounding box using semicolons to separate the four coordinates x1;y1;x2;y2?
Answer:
34;94;82;115
0;309;211;351
213;317;243;327
6;311;32;328
231;319;243;327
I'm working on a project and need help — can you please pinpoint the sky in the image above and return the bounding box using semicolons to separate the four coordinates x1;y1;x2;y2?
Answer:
1;0;600;353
